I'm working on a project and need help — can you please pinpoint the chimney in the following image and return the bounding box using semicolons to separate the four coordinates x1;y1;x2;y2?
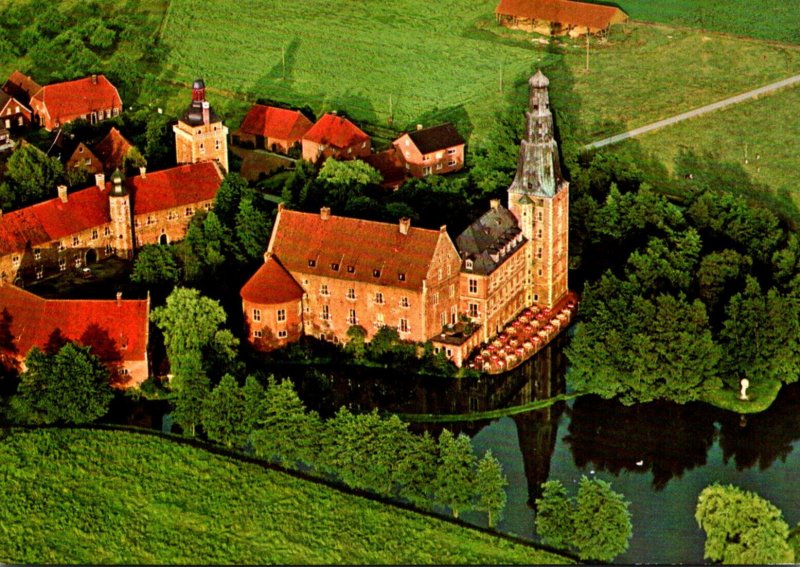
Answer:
490;198;500;209
202;101;210;125
439;225;447;233
95;172;105;189
263;251;272;263
139;166;146;179
91;74;97;85
277;202;285;212
0;209;3;220
320;207;331;220
416;124;423;131
57;185;68;203
399;217;411;235
331;110;338;115
116;291;122;305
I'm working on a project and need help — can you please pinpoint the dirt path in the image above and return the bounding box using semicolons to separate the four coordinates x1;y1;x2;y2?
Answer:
585;73;800;150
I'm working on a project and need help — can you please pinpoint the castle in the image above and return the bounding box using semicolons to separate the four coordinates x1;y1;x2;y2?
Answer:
0;81;227;287
241;70;570;366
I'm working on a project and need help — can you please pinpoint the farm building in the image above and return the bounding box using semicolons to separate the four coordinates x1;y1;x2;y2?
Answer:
1;71;40;129
302;113;371;164
62;127;137;177
392;123;465;178
495;0;628;37
0;284;150;388
233;104;313;154
29;74;122;131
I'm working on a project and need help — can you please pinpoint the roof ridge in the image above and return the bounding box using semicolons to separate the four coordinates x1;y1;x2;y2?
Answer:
283;208;441;235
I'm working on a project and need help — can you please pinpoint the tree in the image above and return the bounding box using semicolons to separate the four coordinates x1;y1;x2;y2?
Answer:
201;374;246;448
572;477;632;562
150;287;228;364
131;244;180;288
434;429;477;518
696;484;794;564
318;158;381;188
475;450;507;528
5;144;64;207
235;196;272;261
344;325;368;362
535;480;575;550
250;377;320;468
169;350;210;436
12;342;113;424
214;173;250;228
394;431;437;508
536;477;631;562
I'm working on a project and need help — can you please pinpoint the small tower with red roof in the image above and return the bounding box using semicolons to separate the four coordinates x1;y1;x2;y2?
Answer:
172;79;229;173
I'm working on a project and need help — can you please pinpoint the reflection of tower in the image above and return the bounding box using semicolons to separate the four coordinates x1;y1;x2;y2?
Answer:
508;70;569;308
108;172;133;259
172;78;229;172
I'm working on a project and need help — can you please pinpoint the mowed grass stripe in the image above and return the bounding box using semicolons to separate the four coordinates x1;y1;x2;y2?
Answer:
0;428;570;565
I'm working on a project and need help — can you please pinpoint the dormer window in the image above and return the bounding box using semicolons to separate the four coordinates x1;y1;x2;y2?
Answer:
308;259;316;267
346;265;355;273
373;269;381;278
331;262;339;271
465;259;473;271
398;272;406;281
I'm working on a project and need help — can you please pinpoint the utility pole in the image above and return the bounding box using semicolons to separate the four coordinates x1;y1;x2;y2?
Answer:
500;60;504;94
281;44;286;80
585;33;590;71
388;94;393;125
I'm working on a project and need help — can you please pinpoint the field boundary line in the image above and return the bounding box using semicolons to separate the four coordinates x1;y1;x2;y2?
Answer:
585;73;800;150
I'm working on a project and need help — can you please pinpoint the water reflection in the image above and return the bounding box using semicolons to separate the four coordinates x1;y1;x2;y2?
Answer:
564;396;716;490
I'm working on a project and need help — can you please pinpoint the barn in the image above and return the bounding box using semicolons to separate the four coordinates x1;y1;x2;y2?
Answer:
495;0;627;37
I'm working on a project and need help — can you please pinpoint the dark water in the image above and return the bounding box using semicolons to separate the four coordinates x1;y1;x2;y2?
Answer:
109;338;800;564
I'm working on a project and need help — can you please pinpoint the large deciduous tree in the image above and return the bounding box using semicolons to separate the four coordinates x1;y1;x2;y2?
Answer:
131;244;180;288
696;483;794;564
202;373;246;448
5;144;64;208
475;450;508;528
433;429;477;518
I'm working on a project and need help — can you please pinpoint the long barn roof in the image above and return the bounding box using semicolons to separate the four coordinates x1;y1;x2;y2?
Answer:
496;0;628;31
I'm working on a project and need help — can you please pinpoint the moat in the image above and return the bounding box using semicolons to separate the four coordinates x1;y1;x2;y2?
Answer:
112;335;800;564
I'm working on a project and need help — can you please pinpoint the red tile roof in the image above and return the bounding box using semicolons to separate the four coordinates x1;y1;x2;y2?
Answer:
240;253;304;304
2;71;41;105
0;162;223;255
0;284;149;368
496;0;627;30
303;114;370;149
269;209;444;290
92;127;133;173
362;150;406;189
31;75;121;123
0;185;110;256
237;105;313;142
130;161;224;216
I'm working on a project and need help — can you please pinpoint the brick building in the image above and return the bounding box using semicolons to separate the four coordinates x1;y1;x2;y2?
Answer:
173;79;229;173
29;74;122;131
0;161;224;286
242;71;570;367
63;127;136;177
302;113;371;164
0;284;150;387
495;0;628;37
65;141;103;175
233;104;313;153
393;123;465;178
242;206;461;347
1;71;41;130
457;199;529;342
507;70;569;308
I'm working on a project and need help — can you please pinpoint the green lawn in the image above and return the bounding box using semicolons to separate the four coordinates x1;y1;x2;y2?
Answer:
0;428;571;565
609;86;800;226
607;0;800;44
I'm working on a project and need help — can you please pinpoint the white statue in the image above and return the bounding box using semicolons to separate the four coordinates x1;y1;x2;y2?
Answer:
739;378;750;401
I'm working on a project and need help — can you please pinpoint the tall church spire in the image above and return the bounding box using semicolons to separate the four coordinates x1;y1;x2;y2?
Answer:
508;69;563;198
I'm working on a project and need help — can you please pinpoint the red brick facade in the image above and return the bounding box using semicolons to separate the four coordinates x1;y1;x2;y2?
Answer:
173;79;229;173
392;123;465;178
0;162;224;286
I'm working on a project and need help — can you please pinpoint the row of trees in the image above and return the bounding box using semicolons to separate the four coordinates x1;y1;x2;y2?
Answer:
200;374;508;526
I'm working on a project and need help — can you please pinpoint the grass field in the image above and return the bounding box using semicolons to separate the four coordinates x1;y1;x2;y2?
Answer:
157;0;800;147
0;428;570;565
609;86;800;225
610;1;800;44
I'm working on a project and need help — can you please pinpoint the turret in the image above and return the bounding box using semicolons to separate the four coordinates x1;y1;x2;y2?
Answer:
108;170;133;259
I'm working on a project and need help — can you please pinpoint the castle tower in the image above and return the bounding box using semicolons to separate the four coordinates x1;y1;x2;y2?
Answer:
172;78;229;173
108;171;134;259
508;70;569;309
